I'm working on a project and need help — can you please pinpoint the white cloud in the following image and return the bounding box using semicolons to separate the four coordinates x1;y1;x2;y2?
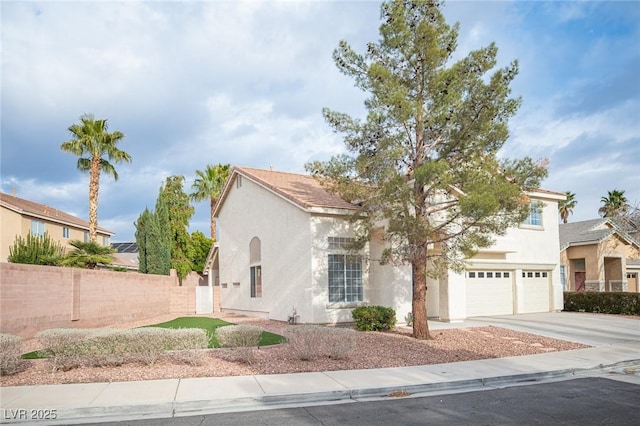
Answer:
2;0;638;238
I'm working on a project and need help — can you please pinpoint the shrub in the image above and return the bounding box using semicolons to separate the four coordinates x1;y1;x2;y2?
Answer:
351;306;397;331
323;327;357;360
37;329;97;371
285;325;357;361
285;325;325;361
37;327;209;371
7;232;65;266
215;325;263;364
169;328;210;351
564;292;639;315
0;333;23;376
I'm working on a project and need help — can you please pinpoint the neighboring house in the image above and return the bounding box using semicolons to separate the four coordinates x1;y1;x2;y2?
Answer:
206;166;566;324
0;191;114;261
111;242;140;271
559;219;640;293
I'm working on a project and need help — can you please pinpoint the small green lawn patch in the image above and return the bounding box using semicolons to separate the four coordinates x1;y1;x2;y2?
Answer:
144;316;284;348
22;350;40;359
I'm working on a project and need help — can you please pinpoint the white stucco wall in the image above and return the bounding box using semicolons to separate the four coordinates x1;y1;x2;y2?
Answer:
367;228;413;324
462;194;565;316
217;176;313;322
487;196;562;266
308;216;358;323
218;177;564;324
217;175;413;325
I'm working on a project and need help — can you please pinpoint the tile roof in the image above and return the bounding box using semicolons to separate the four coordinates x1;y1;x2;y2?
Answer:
0;191;114;235
229;167;360;212
218;166;563;217
559;218;639;251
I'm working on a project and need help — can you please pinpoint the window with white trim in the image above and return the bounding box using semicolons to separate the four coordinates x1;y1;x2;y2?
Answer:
327;237;363;303
250;237;262;298
30;220;45;236
524;201;543;226
62;227;70;239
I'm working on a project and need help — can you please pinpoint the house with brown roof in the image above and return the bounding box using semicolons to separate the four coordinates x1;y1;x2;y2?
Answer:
206;166;566;324
559;219;640;293
0;191;114;261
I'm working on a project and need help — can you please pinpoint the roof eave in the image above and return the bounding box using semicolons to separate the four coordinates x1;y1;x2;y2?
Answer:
1;201;114;235
307;206;361;216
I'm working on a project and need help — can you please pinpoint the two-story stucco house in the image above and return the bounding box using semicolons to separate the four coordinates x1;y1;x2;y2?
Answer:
208;167;565;324
0;191;114;261
559;219;640;293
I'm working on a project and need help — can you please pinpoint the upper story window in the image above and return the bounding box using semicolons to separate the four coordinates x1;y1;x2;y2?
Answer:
524;201;543;227
84;231;89;243
30;220;45;236
102;235;110;246
63;227;70;239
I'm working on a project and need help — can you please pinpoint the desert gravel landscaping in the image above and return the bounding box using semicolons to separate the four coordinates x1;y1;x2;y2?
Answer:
1;312;591;387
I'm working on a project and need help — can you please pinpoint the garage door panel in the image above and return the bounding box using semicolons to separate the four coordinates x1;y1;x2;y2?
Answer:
466;272;513;317
522;274;550;313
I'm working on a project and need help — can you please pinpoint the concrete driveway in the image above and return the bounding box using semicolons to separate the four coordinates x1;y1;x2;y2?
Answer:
429;312;640;346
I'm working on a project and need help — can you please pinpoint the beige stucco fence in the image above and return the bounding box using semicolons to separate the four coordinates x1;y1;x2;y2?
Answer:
0;263;217;338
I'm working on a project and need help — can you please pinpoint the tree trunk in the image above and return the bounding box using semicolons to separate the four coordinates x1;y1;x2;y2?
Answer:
88;157;101;243
412;249;431;340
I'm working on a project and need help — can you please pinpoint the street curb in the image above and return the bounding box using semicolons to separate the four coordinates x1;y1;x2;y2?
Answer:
4;359;639;425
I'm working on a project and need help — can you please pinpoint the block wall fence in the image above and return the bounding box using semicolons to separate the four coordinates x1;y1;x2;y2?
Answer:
0;262;210;338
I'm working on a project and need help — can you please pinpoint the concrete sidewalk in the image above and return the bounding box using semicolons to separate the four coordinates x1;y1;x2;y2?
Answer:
1;313;639;425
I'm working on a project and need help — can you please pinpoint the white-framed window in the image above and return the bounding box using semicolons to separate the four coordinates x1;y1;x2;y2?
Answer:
327;237;363;303
250;266;262;298
84;231;89;242
328;254;363;303
102;235;110;246
30;220;45;236
62;227;70;239
524;201;543;227
560;265;567;291
250;237;262;298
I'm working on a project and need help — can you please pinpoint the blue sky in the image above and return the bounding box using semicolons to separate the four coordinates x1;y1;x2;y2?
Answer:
2;0;639;242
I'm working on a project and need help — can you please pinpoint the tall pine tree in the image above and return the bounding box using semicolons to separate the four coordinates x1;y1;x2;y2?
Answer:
159;176;195;283
134;208;150;274
307;0;547;339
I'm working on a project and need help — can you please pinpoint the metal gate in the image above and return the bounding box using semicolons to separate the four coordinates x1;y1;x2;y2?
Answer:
196;286;213;314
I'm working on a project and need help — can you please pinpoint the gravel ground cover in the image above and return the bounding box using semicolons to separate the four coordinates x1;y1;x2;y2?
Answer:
0;312;595;387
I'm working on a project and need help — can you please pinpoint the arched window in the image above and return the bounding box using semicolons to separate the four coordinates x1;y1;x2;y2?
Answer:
250;237;262;298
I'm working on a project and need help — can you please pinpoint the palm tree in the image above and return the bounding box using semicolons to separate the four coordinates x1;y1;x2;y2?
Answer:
598;189;628;218
61;240;116;269
558;191;577;224
190;163;231;240
60;114;132;242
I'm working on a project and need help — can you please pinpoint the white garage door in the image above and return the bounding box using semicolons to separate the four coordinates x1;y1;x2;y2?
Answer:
466;271;514;317
522;271;550;313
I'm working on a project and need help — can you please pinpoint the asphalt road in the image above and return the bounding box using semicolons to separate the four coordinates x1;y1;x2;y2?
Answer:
86;376;640;426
